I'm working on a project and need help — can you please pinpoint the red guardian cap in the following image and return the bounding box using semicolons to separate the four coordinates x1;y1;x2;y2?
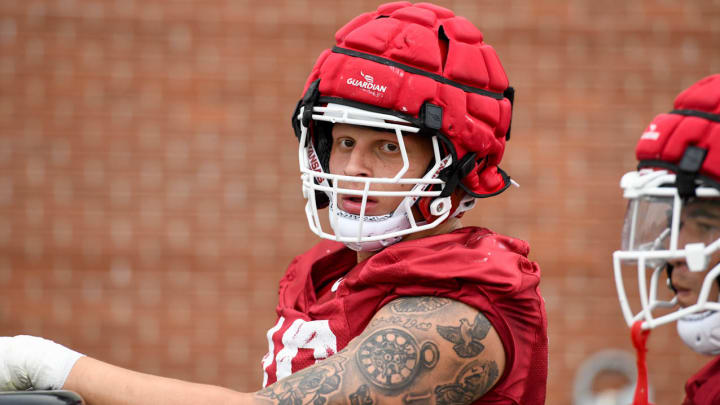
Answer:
294;1;515;197
635;74;720;195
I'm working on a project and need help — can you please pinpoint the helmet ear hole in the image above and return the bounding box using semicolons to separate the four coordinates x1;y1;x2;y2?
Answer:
458;195;476;211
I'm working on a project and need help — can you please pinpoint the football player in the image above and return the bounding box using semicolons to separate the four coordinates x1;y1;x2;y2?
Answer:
0;3;547;404
614;74;720;405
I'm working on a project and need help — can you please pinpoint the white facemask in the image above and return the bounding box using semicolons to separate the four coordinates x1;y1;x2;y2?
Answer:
613;169;720;357
298;103;457;251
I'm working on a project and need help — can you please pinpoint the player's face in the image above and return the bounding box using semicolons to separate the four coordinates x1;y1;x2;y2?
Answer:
329;124;433;216
670;199;720;307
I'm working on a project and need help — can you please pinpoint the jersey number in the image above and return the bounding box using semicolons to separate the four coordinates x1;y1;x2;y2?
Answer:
262;317;338;386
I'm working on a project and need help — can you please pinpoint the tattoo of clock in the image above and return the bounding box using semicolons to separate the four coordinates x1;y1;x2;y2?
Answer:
355;328;439;391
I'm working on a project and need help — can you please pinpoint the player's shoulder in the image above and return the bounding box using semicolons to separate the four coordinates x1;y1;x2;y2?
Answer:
280;239;355;286
277;239;355;304
393;226;530;258
463;226;531;257
684;361;720;404
383;226;536;276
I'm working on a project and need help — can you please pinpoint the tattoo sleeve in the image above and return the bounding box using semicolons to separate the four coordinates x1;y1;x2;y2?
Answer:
256;354;348;405
255;297;503;405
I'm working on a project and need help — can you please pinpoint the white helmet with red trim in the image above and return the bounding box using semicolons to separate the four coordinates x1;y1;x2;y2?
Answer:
613;74;720;355
291;2;516;251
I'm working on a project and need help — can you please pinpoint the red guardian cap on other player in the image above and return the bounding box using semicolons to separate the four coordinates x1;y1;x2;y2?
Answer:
636;74;720;194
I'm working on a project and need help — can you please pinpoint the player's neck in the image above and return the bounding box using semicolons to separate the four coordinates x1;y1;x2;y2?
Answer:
355;218;463;263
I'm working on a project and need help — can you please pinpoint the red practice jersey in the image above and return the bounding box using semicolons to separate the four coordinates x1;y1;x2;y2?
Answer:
261;227;548;404
683;356;720;405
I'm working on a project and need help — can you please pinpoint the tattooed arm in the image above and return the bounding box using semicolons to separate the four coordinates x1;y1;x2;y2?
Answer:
54;297;500;405
253;297;505;405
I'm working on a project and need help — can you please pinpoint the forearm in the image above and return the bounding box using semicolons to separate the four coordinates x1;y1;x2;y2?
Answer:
64;357;254;405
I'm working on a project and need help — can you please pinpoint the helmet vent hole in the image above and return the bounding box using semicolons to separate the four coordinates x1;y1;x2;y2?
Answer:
438;25;449;72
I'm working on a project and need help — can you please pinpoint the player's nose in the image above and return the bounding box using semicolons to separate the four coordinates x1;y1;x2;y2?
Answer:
343;145;373;178
666;253;689;274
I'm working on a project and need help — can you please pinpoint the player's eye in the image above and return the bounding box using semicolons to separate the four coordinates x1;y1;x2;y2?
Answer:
696;220;718;233
681;216;720;242
380;142;399;153
338;138;355;149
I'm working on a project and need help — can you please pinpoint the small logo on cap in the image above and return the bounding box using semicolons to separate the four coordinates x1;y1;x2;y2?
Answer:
361;71;373;84
641;124;660;140
347;71;387;94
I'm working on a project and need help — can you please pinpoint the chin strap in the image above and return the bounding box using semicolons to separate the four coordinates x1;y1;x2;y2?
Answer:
631;321;654;405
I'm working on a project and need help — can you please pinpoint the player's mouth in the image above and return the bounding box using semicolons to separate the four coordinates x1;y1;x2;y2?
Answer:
339;195;379;215
673;285;698;308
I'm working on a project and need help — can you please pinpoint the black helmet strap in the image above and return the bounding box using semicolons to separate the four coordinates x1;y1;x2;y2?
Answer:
676;145;708;199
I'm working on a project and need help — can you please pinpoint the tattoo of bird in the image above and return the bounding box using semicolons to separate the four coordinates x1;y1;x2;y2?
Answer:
436;314;492;358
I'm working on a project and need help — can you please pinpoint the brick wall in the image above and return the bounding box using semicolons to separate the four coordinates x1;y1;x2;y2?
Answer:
0;1;718;404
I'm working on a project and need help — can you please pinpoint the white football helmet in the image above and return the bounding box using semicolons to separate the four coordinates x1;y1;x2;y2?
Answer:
613;73;720;355
296;102;469;251
614;170;720;337
290;3;518;251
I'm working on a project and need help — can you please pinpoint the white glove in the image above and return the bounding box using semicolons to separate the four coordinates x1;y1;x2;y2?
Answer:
0;335;84;391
